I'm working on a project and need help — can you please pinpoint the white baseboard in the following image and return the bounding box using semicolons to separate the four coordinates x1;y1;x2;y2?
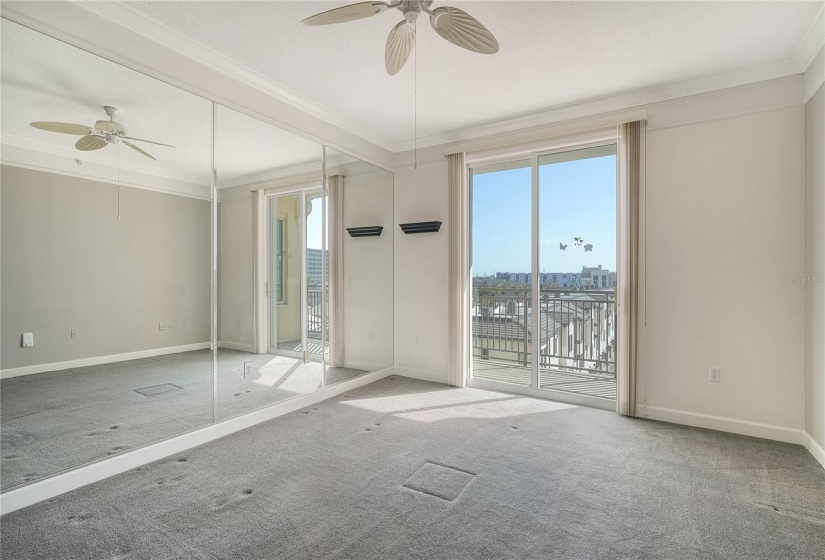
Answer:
393;366;449;385
343;359;388;372
641;405;803;445
0;342;211;379
217;341;254;352
0;366;394;515
803;431;825;470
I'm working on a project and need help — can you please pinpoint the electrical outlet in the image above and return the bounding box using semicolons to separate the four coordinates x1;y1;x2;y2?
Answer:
21;332;34;348
243;361;253;380
710;366;721;383
159;321;165;331
70;329;77;339
181;319;186;328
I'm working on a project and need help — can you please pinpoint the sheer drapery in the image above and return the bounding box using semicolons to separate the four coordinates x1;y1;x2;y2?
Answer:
617;121;642;416
448;152;468;387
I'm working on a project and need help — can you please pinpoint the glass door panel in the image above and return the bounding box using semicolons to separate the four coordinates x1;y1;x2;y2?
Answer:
469;159;533;386
305;189;326;359
538;145;617;401
269;193;304;357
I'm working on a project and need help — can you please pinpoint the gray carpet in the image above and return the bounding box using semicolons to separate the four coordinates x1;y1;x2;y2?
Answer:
1;376;823;559
0;349;366;490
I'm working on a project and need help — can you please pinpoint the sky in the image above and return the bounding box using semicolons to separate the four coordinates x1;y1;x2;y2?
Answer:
471;153;617;276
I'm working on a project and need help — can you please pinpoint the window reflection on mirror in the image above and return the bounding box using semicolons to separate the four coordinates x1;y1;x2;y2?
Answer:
214;104;328;420
324;149;394;386
0;18;212;490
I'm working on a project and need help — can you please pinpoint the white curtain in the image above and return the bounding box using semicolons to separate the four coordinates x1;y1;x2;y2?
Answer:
448;153;469;387
327;174;345;368
617;122;642;416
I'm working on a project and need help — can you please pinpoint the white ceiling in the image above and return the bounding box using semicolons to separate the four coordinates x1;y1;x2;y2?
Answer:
121;0;823;149
0;18;325;185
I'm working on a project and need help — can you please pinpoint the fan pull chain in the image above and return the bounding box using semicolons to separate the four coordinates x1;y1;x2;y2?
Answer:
117;140;121;220
414;18;418;170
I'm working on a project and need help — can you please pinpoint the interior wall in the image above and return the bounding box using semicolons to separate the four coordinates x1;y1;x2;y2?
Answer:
218;194;254;350
643;106;806;432
805;80;825;453
342;171;393;370
390;79;810;439
393;161;449;383
1;165;210;371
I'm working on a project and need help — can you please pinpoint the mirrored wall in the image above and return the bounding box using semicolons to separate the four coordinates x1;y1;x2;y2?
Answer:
0;18;393;491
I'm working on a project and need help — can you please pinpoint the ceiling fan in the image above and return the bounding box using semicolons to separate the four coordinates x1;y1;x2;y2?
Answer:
302;0;499;75
29;106;174;161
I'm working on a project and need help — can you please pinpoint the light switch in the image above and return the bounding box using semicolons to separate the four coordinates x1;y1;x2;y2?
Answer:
22;332;34;348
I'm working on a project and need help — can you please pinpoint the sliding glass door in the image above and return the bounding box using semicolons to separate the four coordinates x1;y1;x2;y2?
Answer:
268;190;326;362
469;144;618;405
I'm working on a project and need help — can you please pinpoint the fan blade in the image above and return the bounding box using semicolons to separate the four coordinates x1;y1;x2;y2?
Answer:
75;135;108;151
120;136;176;148
123;140;157;161
430;7;499;54
31;122;93;135
302;2;388;26
385;20;415;76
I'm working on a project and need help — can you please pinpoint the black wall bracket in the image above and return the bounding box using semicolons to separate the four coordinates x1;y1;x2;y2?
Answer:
346;226;383;237
399;221;442;234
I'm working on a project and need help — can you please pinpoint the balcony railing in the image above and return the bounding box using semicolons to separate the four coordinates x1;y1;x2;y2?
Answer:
307;288;327;341
472;287;616;379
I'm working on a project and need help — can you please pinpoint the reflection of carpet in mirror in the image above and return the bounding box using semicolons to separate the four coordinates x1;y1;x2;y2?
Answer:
0;348;366;490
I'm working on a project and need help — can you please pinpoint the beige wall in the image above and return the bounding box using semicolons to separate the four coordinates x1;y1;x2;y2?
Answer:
1;165;210;370
805;81;825;450
643;107;806;430
393;161;450;382
342;171;394;370
394;90;809;434
218;196;254;349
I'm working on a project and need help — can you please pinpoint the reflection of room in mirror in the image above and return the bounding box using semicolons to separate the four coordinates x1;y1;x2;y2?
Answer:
0;18;394;494
0;19;213;490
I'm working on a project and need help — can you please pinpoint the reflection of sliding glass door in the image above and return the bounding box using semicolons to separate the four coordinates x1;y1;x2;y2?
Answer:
267;189;326;362
469;143;617;407
305;189;327;358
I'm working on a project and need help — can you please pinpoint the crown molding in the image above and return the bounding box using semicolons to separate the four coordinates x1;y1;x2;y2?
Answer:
795;4;825;72
2;133;209;186
394;58;804;152
75;1;398;153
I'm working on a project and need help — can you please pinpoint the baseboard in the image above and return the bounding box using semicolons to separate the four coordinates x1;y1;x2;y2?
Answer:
803;431;825;470
0;342;211;379
217;341;254;352
343;359;388;372
641;405;804;445
0;366;394;515
393;366;449;385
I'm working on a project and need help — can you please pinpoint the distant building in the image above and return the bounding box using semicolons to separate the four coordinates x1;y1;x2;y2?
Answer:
580;265;616;289
306;248;328;288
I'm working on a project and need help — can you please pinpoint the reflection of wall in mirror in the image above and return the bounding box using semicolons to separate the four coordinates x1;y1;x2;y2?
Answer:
218;193;253;350
1;165;210;371
342;170;394;371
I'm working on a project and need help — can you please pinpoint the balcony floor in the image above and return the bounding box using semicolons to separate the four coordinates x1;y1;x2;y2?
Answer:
472;358;616;401
277;339;325;355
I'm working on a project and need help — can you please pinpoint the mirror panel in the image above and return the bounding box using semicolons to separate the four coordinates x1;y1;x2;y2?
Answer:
214;105;325;420
0;18;213;489
325;149;394;385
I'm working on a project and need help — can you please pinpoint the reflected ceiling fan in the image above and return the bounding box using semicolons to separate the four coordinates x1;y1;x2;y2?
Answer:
302;0;499;75
29;106;174;161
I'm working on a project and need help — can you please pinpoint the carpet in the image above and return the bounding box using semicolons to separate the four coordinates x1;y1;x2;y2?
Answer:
0;349;366;490
1;376;823;559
